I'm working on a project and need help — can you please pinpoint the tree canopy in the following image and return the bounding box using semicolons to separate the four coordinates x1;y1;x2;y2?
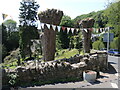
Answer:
19;0;39;59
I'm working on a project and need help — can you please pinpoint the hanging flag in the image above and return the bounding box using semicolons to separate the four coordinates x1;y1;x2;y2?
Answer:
96;29;99;33
37;21;41;29
67;28;70;33
76;28;79;32
88;28;93;31
52;25;56;31
105;27;108;31
62;27;66;31
71;28;74;33
46;24;51;29
2;13;8;20
41;23;45;29
83;28;87;33
100;28;103;33
57;26;61;32
103;28;105;31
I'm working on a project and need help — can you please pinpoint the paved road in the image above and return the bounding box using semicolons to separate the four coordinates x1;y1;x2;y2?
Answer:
19;55;119;89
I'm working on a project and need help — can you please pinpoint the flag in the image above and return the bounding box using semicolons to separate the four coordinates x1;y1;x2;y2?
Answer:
2;13;8;20
84;29;87;32
37;20;41;29
88;28;93;31
62;27;66;31
71;28;74;33
41;23;45;29
76;28;79;32
67;28;70;33
57;26;61;32
46;24;50;29
100;28;103;33
52;25;56;31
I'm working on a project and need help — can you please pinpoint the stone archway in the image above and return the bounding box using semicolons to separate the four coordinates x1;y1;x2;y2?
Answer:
38;9;63;61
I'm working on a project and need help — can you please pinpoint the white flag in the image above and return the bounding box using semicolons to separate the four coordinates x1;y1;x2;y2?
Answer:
76;28;79;32
57;26;61;32
41;23;45;29
37;21;41;29
105;27;108;31
67;28;70;33
96;29;98;33
52;25;56;31
84;28;87;33
100;28;102;33
71;28;74;33
46;24;51;29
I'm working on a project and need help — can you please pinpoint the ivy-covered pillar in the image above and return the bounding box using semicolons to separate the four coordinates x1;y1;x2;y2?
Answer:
79;18;95;53
38;9;63;61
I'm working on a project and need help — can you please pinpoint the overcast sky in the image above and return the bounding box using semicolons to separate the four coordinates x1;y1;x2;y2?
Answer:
0;0;114;24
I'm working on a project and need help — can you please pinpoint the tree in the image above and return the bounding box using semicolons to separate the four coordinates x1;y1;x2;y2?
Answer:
3;19;17;32
19;0;39;59
105;1;120;51
93;11;108;28
57;15;74;49
92;40;105;50
1;24;8;60
2;20;19;52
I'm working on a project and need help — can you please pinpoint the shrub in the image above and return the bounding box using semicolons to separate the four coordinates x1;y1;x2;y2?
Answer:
110;37;118;49
92;40;105;50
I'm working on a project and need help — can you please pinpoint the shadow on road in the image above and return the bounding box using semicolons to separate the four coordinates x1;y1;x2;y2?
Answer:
109;62;117;64
89;80;102;85
102;62;117;74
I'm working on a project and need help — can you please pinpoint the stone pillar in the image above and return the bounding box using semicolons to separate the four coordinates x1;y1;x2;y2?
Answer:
79;18;95;53
38;9;63;61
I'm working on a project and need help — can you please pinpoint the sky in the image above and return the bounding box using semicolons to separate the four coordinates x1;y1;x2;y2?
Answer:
0;0;114;25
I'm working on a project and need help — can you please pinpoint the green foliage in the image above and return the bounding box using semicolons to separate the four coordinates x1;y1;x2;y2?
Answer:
93;10;108;28
104;1;120;36
3;19;17;32
7;31;19;51
110;37;119;49
19;1;39;26
19;0;39;59
60;15;74;27
56;15;74;49
73;11;96;27
55;49;80;60
57;30;70;49
19;26;39;58
1;45;7;61
92;40;105;50
105;2;120;26
7;73;19;87
1;20;19;60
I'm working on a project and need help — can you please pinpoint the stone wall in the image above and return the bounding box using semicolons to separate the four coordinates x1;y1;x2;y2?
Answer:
2;51;107;86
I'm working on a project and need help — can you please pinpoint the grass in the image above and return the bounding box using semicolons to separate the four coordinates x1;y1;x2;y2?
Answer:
55;49;84;60
2;48;84;69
